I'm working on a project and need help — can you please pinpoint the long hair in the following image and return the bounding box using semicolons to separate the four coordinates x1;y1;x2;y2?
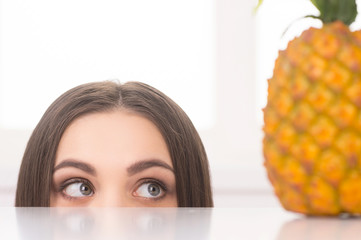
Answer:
15;81;213;207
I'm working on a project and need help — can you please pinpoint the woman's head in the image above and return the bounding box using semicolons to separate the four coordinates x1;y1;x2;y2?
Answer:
15;81;213;207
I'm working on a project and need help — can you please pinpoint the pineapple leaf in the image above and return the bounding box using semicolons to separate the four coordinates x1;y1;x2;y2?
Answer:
310;0;357;25
281;15;321;37
254;0;263;13
337;0;358;25
310;0;324;13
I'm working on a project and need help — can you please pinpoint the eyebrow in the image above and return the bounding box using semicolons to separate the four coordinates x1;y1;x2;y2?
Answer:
53;159;173;176
53;159;97;176
127;159;174;176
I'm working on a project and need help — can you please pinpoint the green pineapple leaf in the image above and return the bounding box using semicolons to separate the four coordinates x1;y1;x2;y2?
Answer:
254;0;263;13
310;0;357;25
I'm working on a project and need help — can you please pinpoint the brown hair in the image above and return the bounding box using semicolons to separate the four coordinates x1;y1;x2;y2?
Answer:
15;81;213;207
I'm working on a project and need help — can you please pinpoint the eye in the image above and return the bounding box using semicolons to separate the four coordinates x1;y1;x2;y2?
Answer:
134;182;165;199
63;181;94;198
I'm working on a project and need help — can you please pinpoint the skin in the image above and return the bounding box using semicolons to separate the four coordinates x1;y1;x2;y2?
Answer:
50;110;177;207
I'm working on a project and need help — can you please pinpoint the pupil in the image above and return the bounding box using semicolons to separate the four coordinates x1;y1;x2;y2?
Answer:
80;184;91;196
148;184;160;196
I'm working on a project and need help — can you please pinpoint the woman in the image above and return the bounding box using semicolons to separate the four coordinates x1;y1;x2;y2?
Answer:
15;81;213;207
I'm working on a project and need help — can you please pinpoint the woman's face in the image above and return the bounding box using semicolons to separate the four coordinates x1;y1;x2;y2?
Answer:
50;110;177;207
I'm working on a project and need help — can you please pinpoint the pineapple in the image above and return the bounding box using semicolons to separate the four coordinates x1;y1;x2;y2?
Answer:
262;0;361;215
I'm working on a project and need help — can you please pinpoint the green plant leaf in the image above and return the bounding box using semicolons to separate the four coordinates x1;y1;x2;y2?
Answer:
310;0;357;25
337;0;357;25
310;0;324;12
254;0;263;13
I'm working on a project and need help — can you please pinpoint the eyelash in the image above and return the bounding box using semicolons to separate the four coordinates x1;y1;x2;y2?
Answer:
58;178;95;201
134;178;168;201
57;178;168;201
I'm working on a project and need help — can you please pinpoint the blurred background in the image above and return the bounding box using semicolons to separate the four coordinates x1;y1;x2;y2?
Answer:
2;0;361;207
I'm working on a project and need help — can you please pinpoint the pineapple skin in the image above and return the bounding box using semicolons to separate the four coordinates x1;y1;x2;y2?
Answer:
263;21;361;216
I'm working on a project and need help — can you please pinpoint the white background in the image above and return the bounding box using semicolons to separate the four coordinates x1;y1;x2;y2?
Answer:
2;0;361;207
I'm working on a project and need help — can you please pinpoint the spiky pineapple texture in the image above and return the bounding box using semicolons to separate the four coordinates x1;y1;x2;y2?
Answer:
263;18;361;215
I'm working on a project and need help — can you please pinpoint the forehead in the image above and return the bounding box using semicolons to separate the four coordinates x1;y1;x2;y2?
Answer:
55;110;172;169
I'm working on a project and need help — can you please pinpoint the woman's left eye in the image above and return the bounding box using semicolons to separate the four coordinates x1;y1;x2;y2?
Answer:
134;182;165;199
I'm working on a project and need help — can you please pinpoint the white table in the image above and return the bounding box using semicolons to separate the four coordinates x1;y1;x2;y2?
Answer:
0;207;360;240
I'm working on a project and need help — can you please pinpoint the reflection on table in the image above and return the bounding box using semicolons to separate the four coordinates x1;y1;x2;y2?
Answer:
15;208;211;240
1;207;361;239
277;216;361;240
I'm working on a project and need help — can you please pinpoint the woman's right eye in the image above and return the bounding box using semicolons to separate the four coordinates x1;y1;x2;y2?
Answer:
63;181;94;198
